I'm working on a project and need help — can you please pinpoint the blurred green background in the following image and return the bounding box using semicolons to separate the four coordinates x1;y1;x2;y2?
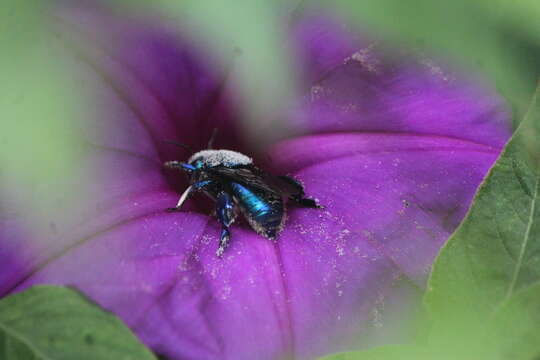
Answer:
1;0;87;228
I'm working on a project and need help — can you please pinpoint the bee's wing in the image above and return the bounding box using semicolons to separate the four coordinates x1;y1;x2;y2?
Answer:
208;166;292;196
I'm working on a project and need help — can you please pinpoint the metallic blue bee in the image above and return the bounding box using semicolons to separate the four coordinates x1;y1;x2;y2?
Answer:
164;136;321;257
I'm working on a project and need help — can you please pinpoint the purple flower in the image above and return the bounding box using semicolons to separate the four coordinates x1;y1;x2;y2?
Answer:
0;5;510;360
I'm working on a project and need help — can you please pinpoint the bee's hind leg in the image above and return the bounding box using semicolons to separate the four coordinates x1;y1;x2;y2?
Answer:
216;191;236;257
291;196;322;208
278;175;322;209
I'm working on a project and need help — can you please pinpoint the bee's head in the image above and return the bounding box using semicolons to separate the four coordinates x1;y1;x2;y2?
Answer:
162;139;204;176
163;130;252;178
164;149;251;174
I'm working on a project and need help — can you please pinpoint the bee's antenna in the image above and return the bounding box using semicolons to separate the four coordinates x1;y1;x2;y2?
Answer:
163;140;194;154
207;128;219;149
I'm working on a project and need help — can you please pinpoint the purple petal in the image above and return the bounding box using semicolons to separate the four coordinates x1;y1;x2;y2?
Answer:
291;14;510;148
291;12;372;84
15;132;499;359
269;133;500;283
1;5;511;360
16;196;403;360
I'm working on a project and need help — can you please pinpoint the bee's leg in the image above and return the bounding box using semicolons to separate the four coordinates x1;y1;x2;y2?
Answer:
163;161;196;172
278;175;322;208
292;196;322;208
215;191;236;257
166;180;213;212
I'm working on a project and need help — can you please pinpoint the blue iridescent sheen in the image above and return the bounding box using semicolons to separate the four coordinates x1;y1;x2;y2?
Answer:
229;182;283;239
230;182;271;217
217;191;235;226
193;179;212;190
183;163;197;171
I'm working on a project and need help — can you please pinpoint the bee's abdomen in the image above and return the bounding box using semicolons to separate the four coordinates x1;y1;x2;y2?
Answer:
230;182;284;239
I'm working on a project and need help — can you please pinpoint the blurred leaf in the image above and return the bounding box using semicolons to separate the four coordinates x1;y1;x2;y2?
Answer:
0;1;88;218
1;1;82;177
494;1;540;36
424;83;540;350
487;281;540;360
318;345;431;360
0;286;156;360
330;0;540;120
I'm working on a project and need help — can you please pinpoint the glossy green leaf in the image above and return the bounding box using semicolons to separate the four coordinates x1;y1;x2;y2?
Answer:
424;84;540;347
0;286;156;360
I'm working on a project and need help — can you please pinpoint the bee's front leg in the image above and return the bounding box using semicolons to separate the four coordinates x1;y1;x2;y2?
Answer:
166;180;213;212
163;161;196;172
215;191;236;257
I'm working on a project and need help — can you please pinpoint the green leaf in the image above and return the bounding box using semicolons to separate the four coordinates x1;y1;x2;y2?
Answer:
318;345;431;360
424;84;540;347
487;281;540;360
0;286;156;360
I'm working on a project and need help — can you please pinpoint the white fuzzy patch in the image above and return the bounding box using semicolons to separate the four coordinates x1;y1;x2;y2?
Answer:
189;149;252;167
